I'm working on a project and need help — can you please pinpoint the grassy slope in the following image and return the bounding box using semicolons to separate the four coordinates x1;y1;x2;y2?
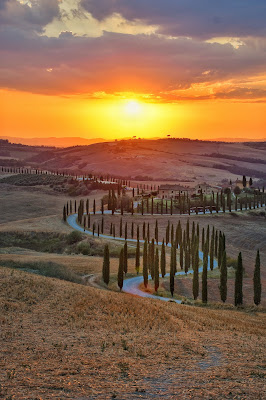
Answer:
0;267;265;399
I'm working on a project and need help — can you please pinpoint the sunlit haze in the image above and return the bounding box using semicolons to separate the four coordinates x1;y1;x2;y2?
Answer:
1;0;266;142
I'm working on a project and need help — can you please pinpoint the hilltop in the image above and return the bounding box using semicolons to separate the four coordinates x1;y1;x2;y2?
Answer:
1;138;266;186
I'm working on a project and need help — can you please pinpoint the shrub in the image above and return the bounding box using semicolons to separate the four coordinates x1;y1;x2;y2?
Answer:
77;242;91;255
66;231;83;245
0;260;83;284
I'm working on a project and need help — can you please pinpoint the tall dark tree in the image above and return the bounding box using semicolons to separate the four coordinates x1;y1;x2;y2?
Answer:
143;239;148;288
253;250;261;306
118;248;124;291
170;247;175;297
123;242;128;275
214;230;218;258
220;250;227;303
155;219;159;244
135;239;140;275
160;240;166;277
120;217;123;237
125;222;128;241
202;244;208;304
131;222;134;239
86;199;89;215
63;205;67;222
179;241;184;270
192;244;199;300
142;222;146;240
166;222;170;245
102;244;110;285
201;227;205;252
243;175;247;188
210;227;214;271
154;248;159;292
149;239;155;279
234;252;243;306
93;199;96;214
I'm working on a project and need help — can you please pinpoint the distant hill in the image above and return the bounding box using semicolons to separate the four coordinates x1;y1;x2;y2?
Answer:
214;137;266;143
0;136;106;147
0;138;265;185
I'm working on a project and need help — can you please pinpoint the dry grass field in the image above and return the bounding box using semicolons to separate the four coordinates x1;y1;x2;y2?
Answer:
0;267;265;399
0;184;265;398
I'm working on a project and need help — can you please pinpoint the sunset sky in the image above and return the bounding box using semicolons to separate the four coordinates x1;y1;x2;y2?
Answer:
1;0;266;141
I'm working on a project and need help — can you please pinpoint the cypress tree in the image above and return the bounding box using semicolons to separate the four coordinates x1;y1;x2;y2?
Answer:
143;239;148;288
186;219;190;243
63;205;66;221
147;223;150;242
86;199;89;215
202;244;208;304
125;222;128;241
118;248;124;291
110;222;113;236
206;225;210;253
220;250;227;303
113;224;116;238
123;242;128;275
160;240;166;277
234;252;243;306
75;200;77;213
155;219;159;244
137;225;140;240
192;244;199;300
93;199;96;214
142;222;146;240
218;232;223;267
149;239;155;279
131;222;134;239
93;222;96;236
166;222;170;246
253;250;261;306
135;239;140;274
196;223;199;241
101;217;104;234
170;247;175;297
214;230;218;258
101;199;104;214
180;241;184;270
184;245;189;274
88;213;91;228
102;244;110;285
120;217;123;237
210;227;214;271
201;227;205;252
154;248;159;292
66;202;69;215
171;224;174;245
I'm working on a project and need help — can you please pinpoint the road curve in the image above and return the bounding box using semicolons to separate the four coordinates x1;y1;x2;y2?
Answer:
67;214;218;304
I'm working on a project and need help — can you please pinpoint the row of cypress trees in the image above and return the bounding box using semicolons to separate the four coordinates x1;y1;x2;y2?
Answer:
102;239;262;306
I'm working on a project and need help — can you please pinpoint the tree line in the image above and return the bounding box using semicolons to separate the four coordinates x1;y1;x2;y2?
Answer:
101;221;262;307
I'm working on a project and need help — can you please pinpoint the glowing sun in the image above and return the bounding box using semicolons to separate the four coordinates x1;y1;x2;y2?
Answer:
124;100;142;116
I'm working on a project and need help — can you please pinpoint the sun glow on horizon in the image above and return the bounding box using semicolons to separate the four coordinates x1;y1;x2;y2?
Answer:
124;100;142;116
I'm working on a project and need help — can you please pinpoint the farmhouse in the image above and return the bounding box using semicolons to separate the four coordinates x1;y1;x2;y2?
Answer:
195;182;214;195
158;184;189;199
235;179;250;190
